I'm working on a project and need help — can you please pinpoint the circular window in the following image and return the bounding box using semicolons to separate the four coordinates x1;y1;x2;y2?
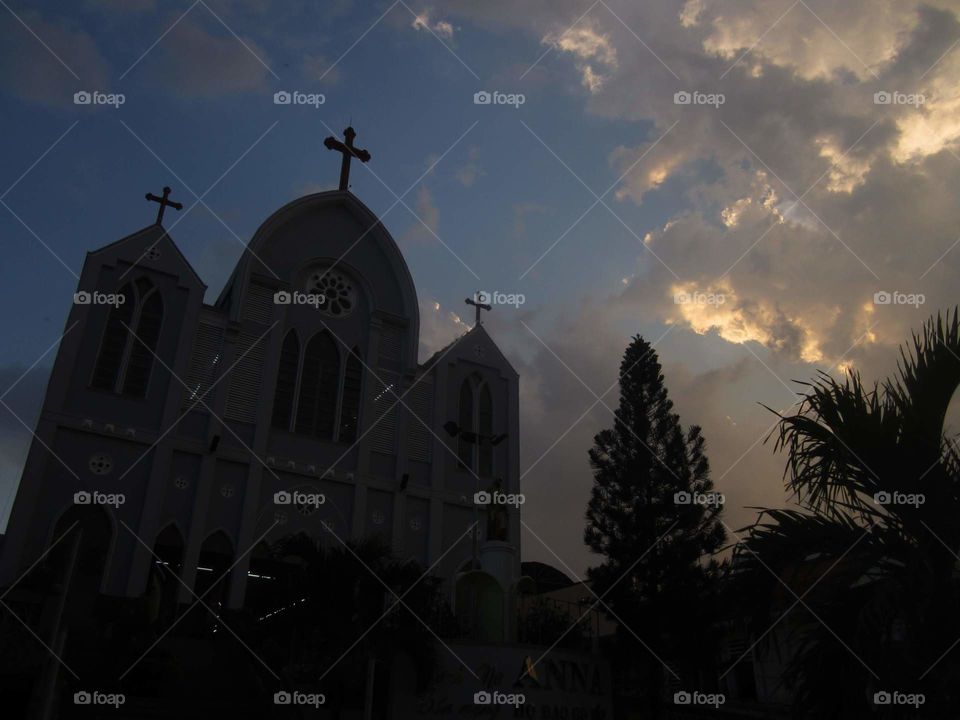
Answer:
174;475;189;490
305;268;357;317
296;498;318;516
409;516;422;532
372;510;385;526
146;245;161;261
220;484;235;498
89;453;113;476
274;511;288;525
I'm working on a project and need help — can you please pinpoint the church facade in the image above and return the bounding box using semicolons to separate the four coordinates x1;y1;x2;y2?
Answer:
0;160;522;627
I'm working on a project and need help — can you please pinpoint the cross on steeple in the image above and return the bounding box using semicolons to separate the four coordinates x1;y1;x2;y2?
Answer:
465;292;492;326
323;126;371;191
144;186;183;225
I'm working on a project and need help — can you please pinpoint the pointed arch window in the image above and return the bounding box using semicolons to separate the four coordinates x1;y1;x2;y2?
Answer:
91;278;163;397
457;375;495;476
272;330;365;442
338;348;363;443
295;332;340;439
271;331;300;430
478;383;493;477
457;378;474;470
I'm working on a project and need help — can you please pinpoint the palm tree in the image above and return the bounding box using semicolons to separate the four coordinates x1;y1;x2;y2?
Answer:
732;310;960;718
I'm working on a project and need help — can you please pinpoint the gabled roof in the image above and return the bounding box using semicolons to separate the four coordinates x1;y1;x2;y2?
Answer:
88;223;206;290
418;322;519;378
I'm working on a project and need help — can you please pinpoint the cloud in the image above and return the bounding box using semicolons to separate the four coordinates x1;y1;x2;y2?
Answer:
0;10;111;107
301;53;342;84
400;185;440;246
417;297;467;362
426;0;960;572
146;15;273;98
543;17;618;93
411;9;455;39
455;147;484;187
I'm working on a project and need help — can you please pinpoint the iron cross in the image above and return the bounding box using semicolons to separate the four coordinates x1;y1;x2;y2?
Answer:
145;186;183;225
323;126;371;190
465;292;492;326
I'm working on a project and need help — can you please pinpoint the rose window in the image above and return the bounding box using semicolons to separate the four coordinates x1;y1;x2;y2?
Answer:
306;268;357;317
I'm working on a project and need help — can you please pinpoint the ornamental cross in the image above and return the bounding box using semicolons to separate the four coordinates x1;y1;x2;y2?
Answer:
144;186;183;225
323;126;371;191
465;292;492;326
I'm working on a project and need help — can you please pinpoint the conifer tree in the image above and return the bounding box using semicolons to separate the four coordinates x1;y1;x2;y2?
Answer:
585;335;726;716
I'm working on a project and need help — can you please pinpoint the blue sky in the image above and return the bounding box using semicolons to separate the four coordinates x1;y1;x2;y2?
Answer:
2;0;960;573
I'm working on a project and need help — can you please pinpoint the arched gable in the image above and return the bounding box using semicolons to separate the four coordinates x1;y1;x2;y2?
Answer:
218;191;420;368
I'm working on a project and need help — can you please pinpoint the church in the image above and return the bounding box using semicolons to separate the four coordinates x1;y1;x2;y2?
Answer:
0;127;523;631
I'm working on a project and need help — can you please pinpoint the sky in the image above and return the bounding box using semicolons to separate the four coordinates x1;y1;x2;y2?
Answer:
1;0;959;577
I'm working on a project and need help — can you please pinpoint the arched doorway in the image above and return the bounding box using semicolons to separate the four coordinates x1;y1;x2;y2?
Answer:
195;531;234;612
147;524;184;625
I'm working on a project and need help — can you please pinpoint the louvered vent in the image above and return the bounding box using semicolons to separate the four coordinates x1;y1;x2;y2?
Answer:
242;282;275;325
183;322;225;410
406;378;433;462
378;325;402;364
224;331;268;423
369;371;399;454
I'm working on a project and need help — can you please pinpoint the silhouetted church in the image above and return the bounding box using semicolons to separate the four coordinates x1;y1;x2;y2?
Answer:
0;128;522;636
